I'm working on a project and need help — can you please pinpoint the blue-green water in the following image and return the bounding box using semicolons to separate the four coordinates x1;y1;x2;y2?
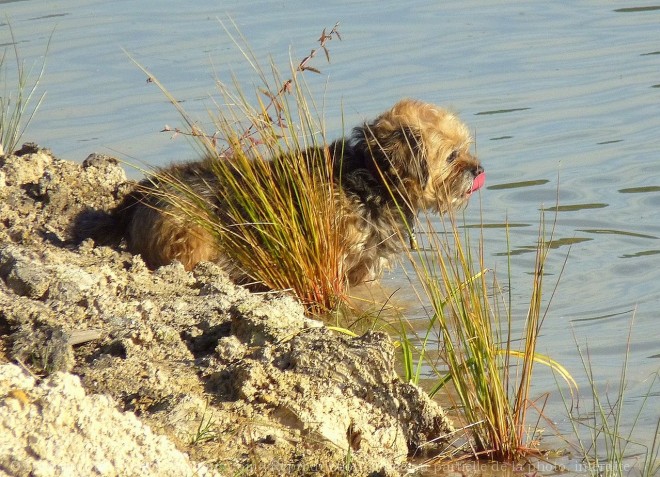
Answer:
3;1;659;472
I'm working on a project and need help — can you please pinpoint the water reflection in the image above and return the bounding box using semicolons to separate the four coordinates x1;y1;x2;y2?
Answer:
614;6;660;13
577;228;658;239
461;223;530;229
542;203;608;212
620;249;660;258
497;236;592;256
487;179;550;190
569;309;634;323
475;107;531;116
619;185;660;193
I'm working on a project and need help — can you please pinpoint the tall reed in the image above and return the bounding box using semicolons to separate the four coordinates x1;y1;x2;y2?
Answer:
0;23;48;155
401;210;576;461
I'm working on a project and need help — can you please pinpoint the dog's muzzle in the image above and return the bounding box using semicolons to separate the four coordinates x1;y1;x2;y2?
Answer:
470;170;485;194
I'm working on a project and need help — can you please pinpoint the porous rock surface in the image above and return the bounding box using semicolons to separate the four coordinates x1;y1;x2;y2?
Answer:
0;144;453;476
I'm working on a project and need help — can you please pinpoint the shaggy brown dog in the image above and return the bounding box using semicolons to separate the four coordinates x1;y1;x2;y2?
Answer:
75;99;484;286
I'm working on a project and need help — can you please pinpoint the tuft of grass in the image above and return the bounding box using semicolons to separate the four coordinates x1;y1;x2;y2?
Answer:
131;23;345;313
0;21;49;156
400;209;576;462
190;402;219;445
557;320;660;477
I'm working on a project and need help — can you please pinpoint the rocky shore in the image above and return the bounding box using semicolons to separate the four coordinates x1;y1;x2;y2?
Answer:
0;144;453;476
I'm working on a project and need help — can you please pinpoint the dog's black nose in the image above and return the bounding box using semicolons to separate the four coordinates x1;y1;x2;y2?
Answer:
474;165;484;176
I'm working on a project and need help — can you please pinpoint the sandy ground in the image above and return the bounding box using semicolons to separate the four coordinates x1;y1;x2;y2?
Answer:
0;144;453;476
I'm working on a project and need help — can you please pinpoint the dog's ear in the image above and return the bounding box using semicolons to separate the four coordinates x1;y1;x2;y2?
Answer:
353;124;429;188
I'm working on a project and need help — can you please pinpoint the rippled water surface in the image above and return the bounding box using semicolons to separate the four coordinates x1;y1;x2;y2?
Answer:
3;0;659;472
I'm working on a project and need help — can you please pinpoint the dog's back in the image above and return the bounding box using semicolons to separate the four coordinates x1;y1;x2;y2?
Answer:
73;163;219;271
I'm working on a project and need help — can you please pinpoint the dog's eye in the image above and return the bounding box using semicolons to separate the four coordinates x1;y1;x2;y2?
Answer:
447;150;459;163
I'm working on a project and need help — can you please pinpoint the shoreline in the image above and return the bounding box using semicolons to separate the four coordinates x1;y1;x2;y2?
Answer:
0;144;452;476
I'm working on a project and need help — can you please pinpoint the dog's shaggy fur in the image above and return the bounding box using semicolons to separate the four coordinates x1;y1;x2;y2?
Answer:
75;99;483;286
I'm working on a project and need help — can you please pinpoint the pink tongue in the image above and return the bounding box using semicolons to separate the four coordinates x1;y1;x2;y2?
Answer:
471;172;486;192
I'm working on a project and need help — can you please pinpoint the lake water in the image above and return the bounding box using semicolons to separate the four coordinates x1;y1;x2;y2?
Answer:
3;0;659;473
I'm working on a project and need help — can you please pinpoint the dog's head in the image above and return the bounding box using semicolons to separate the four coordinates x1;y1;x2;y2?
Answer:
352;98;484;213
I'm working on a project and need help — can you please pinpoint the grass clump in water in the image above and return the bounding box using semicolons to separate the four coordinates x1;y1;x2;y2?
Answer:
399;210;576;462
557;320;660;477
